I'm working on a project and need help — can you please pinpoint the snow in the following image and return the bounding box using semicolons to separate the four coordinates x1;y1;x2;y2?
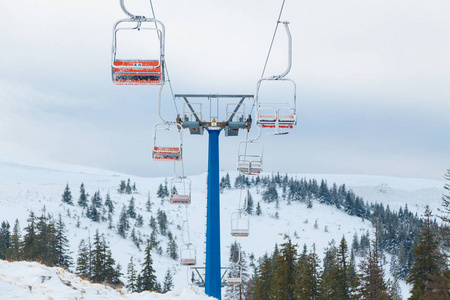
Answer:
0;260;215;299
0;156;445;299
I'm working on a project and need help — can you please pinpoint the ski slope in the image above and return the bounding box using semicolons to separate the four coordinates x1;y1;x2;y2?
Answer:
0;156;445;299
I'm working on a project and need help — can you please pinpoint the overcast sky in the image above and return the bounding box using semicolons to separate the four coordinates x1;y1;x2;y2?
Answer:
0;0;449;180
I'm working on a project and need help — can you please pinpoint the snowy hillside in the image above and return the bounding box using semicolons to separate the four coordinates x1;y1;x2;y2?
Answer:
0;260;214;300
0;156;446;299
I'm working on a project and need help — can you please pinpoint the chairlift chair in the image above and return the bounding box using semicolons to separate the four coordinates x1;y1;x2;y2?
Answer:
237;140;263;175
180;244;196;266
255;21;297;134
111;17;165;85
170;177;191;205
152;123;182;161
226;267;242;285
256;78;297;134
231;210;250;237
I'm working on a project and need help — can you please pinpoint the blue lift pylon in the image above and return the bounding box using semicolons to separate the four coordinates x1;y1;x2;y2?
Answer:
175;94;253;300
205;128;221;298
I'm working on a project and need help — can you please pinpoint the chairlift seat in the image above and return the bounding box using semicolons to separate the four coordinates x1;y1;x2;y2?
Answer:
258;114;277;123
113;60;162;85
258;113;295;129
231;229;249;237
237;161;262;175
180;258;196;266
170;194;191;205
227;278;242;285
153;147;181;161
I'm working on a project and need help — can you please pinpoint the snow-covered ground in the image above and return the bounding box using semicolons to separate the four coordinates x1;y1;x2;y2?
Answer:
0;260;214;300
0;156;446;299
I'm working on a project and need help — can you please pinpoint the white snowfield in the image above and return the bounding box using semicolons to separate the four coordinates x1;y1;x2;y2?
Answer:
0;260;215;300
0;155;446;299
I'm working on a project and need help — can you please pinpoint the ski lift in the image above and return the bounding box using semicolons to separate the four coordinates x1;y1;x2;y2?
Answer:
111;16;165;85
152;123;182;161
237;140;263;175
231;210;250;237
226;265;242;285
170;177;191;205
180;244;196;266
256;22;297;135
226;243;243;285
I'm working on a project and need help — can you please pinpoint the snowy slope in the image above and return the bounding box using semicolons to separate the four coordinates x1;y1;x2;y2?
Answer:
0;260;214;300
0;156;446;299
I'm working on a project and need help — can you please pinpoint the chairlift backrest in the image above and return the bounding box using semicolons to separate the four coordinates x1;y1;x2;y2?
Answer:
111;17;165;85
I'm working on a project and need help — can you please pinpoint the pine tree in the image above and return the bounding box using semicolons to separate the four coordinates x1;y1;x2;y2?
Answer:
78;183;88;208
162;269;174;293
146;192;152;212
118;180;126;194
126;178;132;194
127;196;137;219
117;205;130;238
55;214;72;269
157;183;165;199
407;206;447;299
92;191;102;208
438;169;450;251
6;219;21;261
157;209;168;236
256;202;262;216
91;230;120;283
225;173;231;189
76;238;92;280
149;215;157;231
0;221;10;259
126;257;138;292
86;196;100;222
335;236;351;299
263;183;278;203
149;227;159;250
295;244;321;299
271;235;298;300
61;183;74;205
387;276;403;300
436;169;450;298
138;240;158;292
358;228;390;300
166;234;178;260
254;256;274;300
104;192;114;214
35;209;58;266
319;240;341;299
245;190;254;215
22;211;38;261
135;214;144;228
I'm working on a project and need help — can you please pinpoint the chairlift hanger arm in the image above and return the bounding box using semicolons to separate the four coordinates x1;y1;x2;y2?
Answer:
271;21;292;80
120;0;146;19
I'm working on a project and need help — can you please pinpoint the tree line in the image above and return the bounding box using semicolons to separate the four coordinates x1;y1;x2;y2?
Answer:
221;172;426;280
222;170;450;299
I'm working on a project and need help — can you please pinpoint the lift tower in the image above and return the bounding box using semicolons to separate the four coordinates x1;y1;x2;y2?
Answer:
176;94;253;300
